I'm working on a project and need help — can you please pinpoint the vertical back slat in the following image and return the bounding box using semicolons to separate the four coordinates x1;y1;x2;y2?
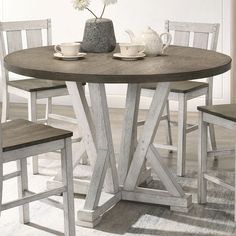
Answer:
210;24;220;51
207;24;220;87
174;31;190;46
193;32;209;49
6;30;23;53
47;19;52;45
26;29;43;48
0;30;6;58
0;30;9;84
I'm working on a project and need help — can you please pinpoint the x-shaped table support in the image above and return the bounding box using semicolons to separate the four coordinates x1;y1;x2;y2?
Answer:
64;81;192;227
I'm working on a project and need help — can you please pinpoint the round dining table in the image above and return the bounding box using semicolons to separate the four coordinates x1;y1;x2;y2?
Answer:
4;45;231;227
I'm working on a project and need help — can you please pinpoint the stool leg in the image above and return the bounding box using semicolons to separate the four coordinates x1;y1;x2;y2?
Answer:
61;138;75;236
205;89;217;159
28;92;39;175
45;97;52;124
209;124;217;158
235;138;236;222
1;87;9;123
198;111;207;204
0;159;3;215
177;94;187;176
17;159;30;223
165;100;173;148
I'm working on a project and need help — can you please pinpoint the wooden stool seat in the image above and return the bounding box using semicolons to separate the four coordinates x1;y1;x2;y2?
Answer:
8;79;66;92
198;104;236;122
2;119;72;152
142;81;208;94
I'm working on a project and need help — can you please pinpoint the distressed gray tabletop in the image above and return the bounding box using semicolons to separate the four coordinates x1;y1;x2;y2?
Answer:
4;45;231;83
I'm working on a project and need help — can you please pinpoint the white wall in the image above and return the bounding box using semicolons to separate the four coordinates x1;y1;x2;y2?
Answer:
1;0;231;110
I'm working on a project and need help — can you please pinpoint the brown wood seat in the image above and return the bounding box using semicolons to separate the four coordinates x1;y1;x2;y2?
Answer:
2;119;72;152
198;104;236;122
8;79;66;92
142;81;208;93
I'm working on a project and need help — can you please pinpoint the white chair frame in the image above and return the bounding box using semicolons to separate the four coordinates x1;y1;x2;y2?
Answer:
0;121;75;235
198;106;236;222
0;19;74;174
141;20;220;176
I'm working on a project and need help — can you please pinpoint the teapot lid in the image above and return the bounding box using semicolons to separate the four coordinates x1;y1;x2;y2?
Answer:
143;26;158;35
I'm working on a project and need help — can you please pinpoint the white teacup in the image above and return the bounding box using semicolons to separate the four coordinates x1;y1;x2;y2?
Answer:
54;42;80;56
119;43;145;57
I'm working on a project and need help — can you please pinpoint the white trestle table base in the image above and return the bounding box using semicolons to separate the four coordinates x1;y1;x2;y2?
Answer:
58;81;193;228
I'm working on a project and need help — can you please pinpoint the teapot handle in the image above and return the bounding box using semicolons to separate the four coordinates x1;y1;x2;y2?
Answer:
160;32;172;54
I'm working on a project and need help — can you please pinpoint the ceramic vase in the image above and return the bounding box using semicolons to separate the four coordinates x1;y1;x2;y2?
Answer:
81;18;116;53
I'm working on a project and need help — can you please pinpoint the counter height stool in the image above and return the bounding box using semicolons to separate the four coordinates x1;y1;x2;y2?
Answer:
0;119;75;235
198;104;236;221
0;19;75;174
141;20;220;176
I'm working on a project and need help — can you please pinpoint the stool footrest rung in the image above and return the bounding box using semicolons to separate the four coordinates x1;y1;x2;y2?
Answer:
2;187;66;211
207;148;235;158
48;114;78;124
204;173;235;191
186;124;198;134
154;143;177;151
25;190;64;209
137;115;168;127
3;171;21;181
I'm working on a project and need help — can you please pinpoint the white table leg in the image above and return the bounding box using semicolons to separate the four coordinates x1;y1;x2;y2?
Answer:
89;84;119;192
118;84;152;186
118;84;141;185
77;83;120;227
47;82;97;194
66;82;97;167
122;82;192;212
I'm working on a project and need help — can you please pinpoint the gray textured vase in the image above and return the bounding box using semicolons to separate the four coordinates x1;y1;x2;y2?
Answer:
81;18;116;53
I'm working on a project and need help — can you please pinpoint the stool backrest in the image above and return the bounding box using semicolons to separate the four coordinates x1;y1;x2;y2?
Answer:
165;20;220;101
0;19;52;84
0;19;51;215
165;20;219;51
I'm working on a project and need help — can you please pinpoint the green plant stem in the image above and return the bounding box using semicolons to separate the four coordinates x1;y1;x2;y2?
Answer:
100;4;106;18
86;7;98;19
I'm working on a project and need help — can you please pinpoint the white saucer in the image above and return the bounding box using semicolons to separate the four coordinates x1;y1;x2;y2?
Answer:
113;52;146;61
53;52;87;60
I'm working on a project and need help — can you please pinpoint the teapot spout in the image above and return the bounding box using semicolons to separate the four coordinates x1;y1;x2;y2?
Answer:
125;29;136;43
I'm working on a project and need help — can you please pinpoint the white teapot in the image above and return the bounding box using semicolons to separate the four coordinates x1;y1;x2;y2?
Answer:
126;27;172;56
